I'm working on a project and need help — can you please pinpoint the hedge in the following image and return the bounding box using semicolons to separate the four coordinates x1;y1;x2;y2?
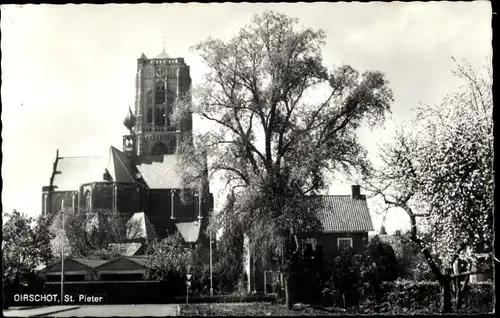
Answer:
358;280;493;313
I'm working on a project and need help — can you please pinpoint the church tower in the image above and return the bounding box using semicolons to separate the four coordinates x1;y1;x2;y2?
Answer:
130;47;193;163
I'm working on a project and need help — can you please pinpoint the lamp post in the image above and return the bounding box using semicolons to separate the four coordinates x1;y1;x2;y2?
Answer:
60;209;65;306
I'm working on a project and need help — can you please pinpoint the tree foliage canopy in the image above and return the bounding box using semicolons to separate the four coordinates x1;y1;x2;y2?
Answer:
50;208;143;260
2;210;54;285
365;59;492;312
174;11;393;266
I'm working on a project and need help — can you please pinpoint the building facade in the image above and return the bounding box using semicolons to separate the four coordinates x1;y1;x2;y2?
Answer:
42;48;213;247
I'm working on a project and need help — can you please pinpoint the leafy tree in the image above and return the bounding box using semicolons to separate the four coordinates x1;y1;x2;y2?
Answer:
329;249;360;308
212;204;245;293
362;236;399;283
144;232;191;280
50;208;143;259
173;11;393;307
365;59;492;313
2;210;54;305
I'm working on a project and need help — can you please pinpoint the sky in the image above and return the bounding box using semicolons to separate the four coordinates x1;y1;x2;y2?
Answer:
1;2;492;234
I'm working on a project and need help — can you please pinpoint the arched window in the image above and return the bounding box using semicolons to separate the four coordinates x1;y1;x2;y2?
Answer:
155;107;165;126
146;91;153;106
85;190;91;209
151;142;168;156
147;108;153;123
72;193;77;212
155;82;166;105
96;188;112;210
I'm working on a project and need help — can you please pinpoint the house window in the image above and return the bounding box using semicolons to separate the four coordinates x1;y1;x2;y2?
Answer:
337;237;353;250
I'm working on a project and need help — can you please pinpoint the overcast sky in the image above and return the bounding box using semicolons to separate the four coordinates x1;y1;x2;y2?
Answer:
1;2;492;233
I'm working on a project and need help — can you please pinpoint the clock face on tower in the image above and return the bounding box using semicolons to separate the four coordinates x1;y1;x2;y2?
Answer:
156;68;165;77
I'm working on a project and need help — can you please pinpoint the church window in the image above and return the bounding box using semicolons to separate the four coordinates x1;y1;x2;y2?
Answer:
96;188;112;210
146;91;153;106
72;193;77;212
147;108;153;123
155;107;166;126
151;142;168;156
146;67;153;78
85;190;91;209
155;82;166;105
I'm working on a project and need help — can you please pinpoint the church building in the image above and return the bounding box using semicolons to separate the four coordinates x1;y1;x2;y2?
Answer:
42;48;213;247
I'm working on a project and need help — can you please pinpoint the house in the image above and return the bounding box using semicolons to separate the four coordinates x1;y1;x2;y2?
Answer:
244;185;374;293
44;258;108;282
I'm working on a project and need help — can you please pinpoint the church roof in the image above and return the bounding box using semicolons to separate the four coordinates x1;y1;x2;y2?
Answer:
139;53;148;59
155;49;170;59
136;155;186;189
126;212;158;240
106;146;138;183
52;156;105;191
52;147;138;191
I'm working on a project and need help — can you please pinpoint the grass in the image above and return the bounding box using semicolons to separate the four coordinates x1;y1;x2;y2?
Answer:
179;302;343;316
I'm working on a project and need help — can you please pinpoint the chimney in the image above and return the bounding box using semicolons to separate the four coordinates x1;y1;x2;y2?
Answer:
351;185;361;199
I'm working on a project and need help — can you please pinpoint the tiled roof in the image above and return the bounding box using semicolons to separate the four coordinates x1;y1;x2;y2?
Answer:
313;195;374;232
175;221;201;243
52;147;138;191
108;243;143;256
136;155;186;189
126;212;158;240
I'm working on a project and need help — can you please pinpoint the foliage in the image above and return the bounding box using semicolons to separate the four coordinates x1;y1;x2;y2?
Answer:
50;208;143;259
361;236;399;284
364;59;492;312
144;232;191;280
212;217;245;293
392;231;435;281
359;280;492;314
2;210;54;289
173;10;393;306
323;249;360;308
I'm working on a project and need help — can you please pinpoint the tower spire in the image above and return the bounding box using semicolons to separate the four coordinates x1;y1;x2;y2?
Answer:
162;36;167;52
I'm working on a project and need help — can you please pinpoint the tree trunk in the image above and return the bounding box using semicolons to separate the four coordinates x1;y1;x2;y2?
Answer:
455;276;469;312
441;278;452;313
